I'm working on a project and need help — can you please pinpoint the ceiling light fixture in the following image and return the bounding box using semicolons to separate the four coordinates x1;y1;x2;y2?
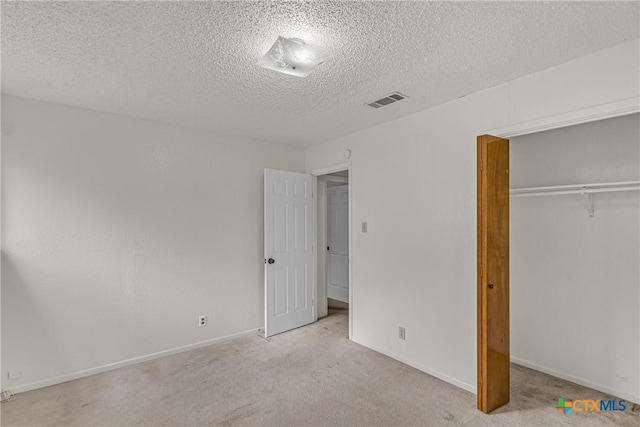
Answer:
257;36;328;78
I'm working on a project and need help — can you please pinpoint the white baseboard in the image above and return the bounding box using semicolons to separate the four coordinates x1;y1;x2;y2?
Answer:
511;356;639;404
351;337;477;395
343;339;639;404
9;329;636;405
8;328;260;395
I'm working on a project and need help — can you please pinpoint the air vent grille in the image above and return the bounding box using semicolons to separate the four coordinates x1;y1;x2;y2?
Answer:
367;92;408;109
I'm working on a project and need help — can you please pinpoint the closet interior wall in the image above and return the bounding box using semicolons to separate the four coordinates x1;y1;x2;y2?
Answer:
509;113;640;402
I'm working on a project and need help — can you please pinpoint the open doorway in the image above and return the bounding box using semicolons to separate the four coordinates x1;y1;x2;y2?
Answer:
263;164;352;339
325;172;349;319
312;164;352;338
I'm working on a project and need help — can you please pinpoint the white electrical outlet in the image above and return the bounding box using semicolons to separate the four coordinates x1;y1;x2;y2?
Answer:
198;315;207;327
8;371;22;381
399;327;406;340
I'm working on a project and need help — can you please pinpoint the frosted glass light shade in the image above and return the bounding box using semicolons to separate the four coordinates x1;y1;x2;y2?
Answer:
257;36;328;78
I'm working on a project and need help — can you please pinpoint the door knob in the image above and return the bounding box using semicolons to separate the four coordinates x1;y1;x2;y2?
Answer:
268;258;275;264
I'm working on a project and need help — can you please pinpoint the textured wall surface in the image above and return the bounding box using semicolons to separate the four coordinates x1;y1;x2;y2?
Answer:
2;1;638;146
1;95;305;392
305;40;640;400
511;114;640;403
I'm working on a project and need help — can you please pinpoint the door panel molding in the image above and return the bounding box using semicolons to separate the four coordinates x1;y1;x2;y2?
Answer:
327;184;349;303
264;169;314;337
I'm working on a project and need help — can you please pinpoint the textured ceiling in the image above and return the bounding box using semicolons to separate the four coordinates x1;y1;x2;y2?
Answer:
2;1;639;147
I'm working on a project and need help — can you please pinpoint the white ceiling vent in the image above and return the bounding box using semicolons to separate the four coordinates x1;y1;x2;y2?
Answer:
366;92;408;109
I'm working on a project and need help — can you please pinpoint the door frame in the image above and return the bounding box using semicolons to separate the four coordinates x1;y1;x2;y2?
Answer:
477;96;639;413
311;162;352;340
485;97;638;138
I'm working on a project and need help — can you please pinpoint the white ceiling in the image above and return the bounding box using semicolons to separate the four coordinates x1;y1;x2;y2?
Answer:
2;1;638;147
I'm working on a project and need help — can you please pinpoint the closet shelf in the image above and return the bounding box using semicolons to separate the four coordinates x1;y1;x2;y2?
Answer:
509;181;640;217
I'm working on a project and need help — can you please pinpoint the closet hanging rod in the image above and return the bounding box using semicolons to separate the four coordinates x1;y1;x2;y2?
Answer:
510;181;639;198
511;186;639;198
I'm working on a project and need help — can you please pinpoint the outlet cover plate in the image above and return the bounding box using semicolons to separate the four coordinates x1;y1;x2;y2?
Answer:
8;371;22;380
198;315;207;327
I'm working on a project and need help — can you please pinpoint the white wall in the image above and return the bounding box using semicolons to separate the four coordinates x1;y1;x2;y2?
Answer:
305;39;640;401
1;95;305;392
510;114;639;401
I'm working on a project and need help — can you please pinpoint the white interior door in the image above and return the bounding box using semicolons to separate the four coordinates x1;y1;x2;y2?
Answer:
264;169;314;337
327;185;349;303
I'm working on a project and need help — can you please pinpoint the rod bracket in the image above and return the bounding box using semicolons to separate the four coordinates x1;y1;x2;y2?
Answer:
581;188;594;217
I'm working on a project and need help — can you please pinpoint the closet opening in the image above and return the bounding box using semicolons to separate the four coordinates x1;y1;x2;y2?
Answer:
478;113;640;413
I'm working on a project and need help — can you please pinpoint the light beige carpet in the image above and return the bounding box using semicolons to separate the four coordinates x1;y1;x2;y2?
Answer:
1;309;638;426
